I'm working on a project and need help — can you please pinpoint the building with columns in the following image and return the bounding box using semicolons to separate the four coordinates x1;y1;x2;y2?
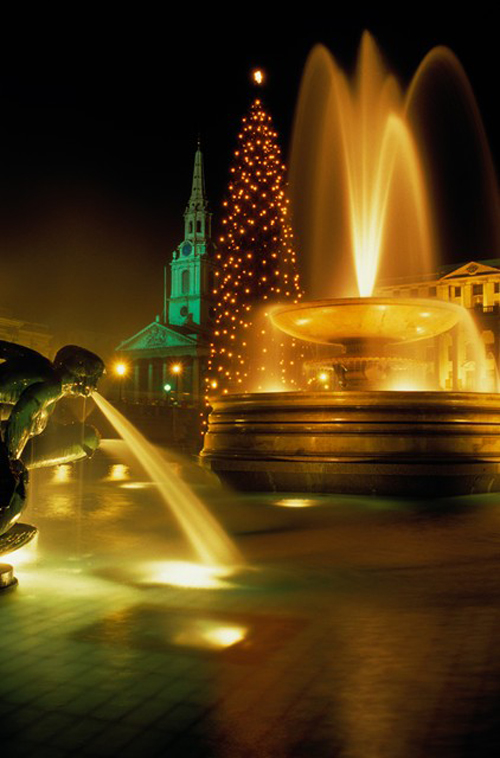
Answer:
375;259;500;391
116;144;217;406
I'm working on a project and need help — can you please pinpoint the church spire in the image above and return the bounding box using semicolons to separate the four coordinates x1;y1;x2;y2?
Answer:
186;139;208;213
183;140;211;242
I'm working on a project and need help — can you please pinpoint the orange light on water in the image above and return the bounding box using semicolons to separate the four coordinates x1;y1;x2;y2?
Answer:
275;498;317;508
141;561;235;589
173;621;247;650
53;464;72;483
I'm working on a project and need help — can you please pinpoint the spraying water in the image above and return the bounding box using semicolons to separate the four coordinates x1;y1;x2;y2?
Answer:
290;32;436;299
92;393;243;569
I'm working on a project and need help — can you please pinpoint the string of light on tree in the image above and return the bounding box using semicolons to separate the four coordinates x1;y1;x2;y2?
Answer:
207;95;303;396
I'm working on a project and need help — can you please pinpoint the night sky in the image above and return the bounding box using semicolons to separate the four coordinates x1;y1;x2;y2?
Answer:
0;9;498;349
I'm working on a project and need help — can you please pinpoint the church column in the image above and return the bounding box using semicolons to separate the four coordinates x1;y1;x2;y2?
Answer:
148;362;154;399
133;363;140;401
177;364;184;402
162;361;168;397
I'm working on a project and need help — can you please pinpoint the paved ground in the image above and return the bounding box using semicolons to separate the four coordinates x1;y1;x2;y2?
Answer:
2;443;500;757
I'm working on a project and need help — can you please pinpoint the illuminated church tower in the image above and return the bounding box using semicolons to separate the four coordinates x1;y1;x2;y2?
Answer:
116;143;216;405
167;141;216;329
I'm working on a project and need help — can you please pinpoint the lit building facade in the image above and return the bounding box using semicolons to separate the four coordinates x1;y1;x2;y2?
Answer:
376;259;500;391
116;144;216;405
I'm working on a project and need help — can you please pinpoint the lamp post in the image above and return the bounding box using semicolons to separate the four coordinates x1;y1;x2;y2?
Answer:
170;363;183;404
114;362;128;402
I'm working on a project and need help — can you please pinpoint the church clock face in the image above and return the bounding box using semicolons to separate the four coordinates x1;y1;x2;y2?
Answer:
181;241;193;257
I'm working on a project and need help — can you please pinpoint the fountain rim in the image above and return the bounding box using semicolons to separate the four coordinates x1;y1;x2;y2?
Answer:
272;296;466;309
208;389;500;410
270;296;466;346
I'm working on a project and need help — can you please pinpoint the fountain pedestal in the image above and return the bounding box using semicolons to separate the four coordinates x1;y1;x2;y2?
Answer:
202;390;500;496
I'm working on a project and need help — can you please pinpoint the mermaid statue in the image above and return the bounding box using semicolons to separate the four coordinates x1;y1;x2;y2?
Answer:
0;341;105;554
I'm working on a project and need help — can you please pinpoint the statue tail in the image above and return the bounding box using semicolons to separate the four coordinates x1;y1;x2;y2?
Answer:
21;424;101;469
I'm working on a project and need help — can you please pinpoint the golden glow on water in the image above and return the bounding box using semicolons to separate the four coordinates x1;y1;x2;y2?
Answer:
140;560;235;589
275;498;317;508
93;393;243;569
173;620;247;650
106;464;130;482
53;464;72;483
119;481;154;490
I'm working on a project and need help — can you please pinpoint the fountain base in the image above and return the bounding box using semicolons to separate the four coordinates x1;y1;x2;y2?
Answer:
0;563;17;592
202;391;500;496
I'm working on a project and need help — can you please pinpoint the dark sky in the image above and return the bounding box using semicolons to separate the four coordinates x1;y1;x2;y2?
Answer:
0;8;498;347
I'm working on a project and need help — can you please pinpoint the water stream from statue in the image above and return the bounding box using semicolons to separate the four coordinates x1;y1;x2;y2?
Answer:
92;393;243;569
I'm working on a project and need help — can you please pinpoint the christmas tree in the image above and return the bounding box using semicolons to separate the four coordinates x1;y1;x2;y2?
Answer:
208;87;302;396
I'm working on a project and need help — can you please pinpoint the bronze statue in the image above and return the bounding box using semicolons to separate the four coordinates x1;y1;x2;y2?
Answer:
0;341;105;547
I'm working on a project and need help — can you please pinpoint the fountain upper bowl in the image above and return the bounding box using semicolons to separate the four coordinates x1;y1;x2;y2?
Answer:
270;297;463;346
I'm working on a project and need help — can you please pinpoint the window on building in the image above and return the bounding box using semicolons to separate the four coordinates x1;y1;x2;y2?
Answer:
197;220;202;233
188;221;193;234
495;282;500;294
429;286;437;296
472;284;483;296
181;269;190;294
454;286;461;297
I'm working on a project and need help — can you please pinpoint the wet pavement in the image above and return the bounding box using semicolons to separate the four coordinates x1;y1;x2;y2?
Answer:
2;441;500;757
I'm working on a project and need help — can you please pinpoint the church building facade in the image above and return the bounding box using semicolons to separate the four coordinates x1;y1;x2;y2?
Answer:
116;144;216;405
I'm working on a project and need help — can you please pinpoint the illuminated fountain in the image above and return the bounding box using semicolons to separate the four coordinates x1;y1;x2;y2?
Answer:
202;34;500;497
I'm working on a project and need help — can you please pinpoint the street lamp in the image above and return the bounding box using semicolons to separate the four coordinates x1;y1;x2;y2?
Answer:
114;361;128;402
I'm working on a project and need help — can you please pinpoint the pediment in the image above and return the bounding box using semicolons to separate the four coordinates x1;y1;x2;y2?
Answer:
441;261;500;280
116;322;196;352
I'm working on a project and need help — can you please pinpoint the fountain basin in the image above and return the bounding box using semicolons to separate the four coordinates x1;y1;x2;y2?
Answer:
270;297;463;346
202;391;500;496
